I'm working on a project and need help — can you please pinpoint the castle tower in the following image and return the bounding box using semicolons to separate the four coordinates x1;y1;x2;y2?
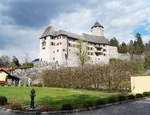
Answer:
91;21;104;36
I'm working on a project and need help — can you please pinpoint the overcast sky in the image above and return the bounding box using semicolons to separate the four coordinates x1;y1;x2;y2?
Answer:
0;0;150;60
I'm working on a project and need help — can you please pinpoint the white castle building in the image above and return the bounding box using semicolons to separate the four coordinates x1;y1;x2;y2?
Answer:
39;22;119;67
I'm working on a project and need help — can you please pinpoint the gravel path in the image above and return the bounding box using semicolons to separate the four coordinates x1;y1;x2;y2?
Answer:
1;98;150;115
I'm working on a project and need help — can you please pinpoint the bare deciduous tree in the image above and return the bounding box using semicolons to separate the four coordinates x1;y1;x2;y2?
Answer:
0;56;11;67
76;40;90;70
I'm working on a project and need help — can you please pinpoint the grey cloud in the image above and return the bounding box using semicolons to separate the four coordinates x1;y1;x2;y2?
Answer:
2;0;92;28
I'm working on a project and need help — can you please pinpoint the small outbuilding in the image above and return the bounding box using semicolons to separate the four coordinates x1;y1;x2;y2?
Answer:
0;70;20;86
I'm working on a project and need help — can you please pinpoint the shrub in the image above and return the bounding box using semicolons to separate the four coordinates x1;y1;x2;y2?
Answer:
83;100;93;108
9;102;22;110
135;93;143;98
144;55;150;69
32;83;43;87
38;61;141;90
108;96;118;103
0;96;7;105
143;92;150;97
95;98;107;105
61;104;73;110
110;58;122;63
128;94;135;99
118;95;127;101
39;105;51;112
19;63;34;69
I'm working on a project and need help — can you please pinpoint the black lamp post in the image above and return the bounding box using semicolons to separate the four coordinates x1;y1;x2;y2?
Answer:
30;89;36;109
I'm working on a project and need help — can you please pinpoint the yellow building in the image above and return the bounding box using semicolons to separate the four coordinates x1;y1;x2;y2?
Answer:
0;70;20;86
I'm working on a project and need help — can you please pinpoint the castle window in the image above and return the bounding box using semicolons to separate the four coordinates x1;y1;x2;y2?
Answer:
53;57;55;60
42;41;46;49
51;42;54;45
103;54;106;56
103;44;105;47
68;43;71;47
63;49;65;52
57;49;59;52
60;42;62;45
103;49;106;52
53;51;55;53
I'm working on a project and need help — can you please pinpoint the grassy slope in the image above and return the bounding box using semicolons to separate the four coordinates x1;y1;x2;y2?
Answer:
0;87;118;109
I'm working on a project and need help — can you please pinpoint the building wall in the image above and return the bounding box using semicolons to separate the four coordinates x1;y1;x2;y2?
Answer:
0;72;7;81
131;76;150;94
40;36;119;67
91;27;104;36
108;46;119;59
118;53;130;61
40;36;51;62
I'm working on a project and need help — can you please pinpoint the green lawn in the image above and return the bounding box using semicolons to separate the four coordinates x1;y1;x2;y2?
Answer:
0;87;118;109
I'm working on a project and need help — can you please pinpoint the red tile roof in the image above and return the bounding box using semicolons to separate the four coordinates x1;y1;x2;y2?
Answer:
0;68;11;71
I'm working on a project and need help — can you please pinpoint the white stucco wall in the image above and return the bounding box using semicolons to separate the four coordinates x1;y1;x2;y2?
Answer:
91;27;104;36
108;46;119;59
0;72;7;81
40;36;113;67
40;36;51;62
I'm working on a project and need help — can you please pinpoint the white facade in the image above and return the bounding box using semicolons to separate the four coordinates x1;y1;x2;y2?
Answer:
91;27;104;36
39;22;119;67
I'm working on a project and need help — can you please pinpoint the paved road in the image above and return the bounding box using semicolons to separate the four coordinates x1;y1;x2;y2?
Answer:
1;98;150;115
67;98;150;115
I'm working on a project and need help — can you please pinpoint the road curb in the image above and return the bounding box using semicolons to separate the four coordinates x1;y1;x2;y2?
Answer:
0;97;149;114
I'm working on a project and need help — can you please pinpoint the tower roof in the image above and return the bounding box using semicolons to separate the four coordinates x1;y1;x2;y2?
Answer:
91;21;104;29
41;26;55;38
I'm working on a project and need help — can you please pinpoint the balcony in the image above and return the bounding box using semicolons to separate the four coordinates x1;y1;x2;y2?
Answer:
95;52;103;56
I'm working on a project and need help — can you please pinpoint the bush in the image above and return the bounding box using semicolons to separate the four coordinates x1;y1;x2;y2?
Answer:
128;94;135;99
95;98;107;105
61;104;73;110
0;96;7;105
19;63;34;69
135;93;143;98
9;102;22;110
39;61;141;90
32;83;43;87
83;100;93;108
143;92;150;97
108;96;118;103
110;58;122;63
118;95;127;101
144;55;150;69
39;105;51;112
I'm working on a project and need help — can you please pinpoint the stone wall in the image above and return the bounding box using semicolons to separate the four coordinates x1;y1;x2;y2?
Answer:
10;62;57;86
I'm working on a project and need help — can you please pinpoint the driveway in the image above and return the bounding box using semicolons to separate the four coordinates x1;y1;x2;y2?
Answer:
1;98;150;115
67;98;150;115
